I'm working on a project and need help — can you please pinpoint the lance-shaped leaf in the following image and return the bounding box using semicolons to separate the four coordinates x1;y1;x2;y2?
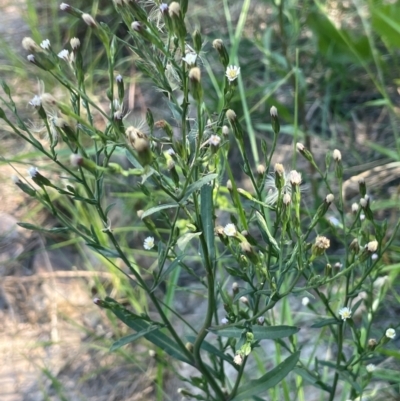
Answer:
209;325;299;340
180;173;218;203
231;351;300;401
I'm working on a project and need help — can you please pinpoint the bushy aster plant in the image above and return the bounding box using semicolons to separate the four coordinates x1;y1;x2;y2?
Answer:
1;1;399;400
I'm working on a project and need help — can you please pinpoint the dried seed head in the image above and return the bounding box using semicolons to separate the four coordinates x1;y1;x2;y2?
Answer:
212;39;224;50
366;240;378;253
22;37;42;53
226;109;236;122
188;67;201;83
270;106;278;117
274;163;284;176
333;149;342;161
168;1;181;17
325;194;334;204
283;193;291;205
82;13;97;28
256;164;266;175
70;37;81;50
314;235;330;251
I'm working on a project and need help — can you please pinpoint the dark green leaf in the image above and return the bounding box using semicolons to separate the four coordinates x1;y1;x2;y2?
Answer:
141;203;179;219
200;184;215;264
293;367;332;393
311;318;338;328
231;351;300;401
17;223;69;233
110;325;161;351
103;297;193;365
180;174;218;203
86;243;120;258
209;325;299;340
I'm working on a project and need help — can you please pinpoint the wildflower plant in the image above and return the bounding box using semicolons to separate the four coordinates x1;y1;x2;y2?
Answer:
1;1;400;401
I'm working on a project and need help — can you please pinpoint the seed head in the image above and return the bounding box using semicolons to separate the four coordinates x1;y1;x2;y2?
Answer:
188;67;201;83
22;37;41;53
168;2;181;17
333;149;342;161
270;106;278;117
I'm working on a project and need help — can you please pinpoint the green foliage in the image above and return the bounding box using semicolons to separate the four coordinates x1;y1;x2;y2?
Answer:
1;0;400;400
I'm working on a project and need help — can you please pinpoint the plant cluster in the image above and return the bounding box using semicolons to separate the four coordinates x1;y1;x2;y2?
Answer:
0;1;399;400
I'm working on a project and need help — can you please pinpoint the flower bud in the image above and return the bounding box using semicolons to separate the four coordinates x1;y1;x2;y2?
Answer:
22;37;42;53
212;39;229;68
82;13;97;28
270;106;280;135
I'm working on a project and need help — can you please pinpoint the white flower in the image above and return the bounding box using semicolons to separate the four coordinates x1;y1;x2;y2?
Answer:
233;353;243;365
208;135;221;146
302;297;310;306
223;223;236;237
289;170;302;185
60;3;69;10
225;65;240;82
27;54;35;63
366;364;376;373
143;236;155;250
116;74;123;83
385;328;396;339
182;52;197;66
360;213;365;221
366;240;378;253
58;49;69;61
221;317;229;325
371;253;378;260
270;106;278;117
28;166;39;178
111;99;126;120
70;37;81;50
29;95;42;108
338;306;352;321
40;39;51;50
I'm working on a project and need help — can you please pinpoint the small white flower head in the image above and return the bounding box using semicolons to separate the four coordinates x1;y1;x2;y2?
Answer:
257;316;265;325
233;353;243;365
270;106;278;117
70;153;84;167
11;175;21;184
283;193;291;205
116;74;123;83
360;213;365;221
40;39;51;50
182;52;197;66
29;95;42;108
360;196;369;208
351;203;359;213
159;3;169;14
385;328;396;339
257;164;266;175
27;54;35;63
222;125;229;136
28;166;39;178
325;193;334;204
223;223;236;237
82;13;97;28
60;3;70;11
225;65;240;82
366;364;376;373
333;149;342;162
296;142;305;152
143;236;155;250
221;317;229;325
58;49;69;61
366;240;378;253
289;170;302;186
168;1;181;17
70;37;80;50
239;296;249;305
22;37;41;52
208;135;221;147
371;253;378;260
302;297;310;306
339;306;352;321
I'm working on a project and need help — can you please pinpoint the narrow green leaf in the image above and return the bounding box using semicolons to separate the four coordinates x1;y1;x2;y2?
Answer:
151;257;184;292
231;351;300;401
141;203;179;219
103;297;193;365
209;325;299;340
255;211;280;253
17;223;69;233
311;318;338;328
110;325;161;351
200;184;215;264
86;243;120;258
186;335;235;365
293;367;332;393
180;173;218;203
177;232;202;251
